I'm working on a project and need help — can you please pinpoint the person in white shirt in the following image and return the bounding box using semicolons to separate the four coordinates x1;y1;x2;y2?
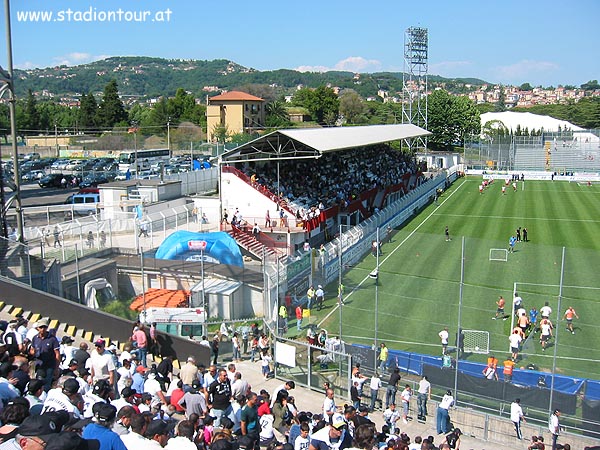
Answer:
549;408;561;449
513;293;523;313
510;398;525;440
322;388;337;418
382;403;400;428
438;328;449;355
121;413;150;450
417;375;431;421
294;422;310;450
369;373;382;411
41;378;83;418
540;301;552;319
116;359;134;396
400;385;412;424
436;390;454;434
87;339;116;386
509;329;523;361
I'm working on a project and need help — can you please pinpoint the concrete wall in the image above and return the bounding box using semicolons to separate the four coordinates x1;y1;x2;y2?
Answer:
0;277;211;366
449;403;599;449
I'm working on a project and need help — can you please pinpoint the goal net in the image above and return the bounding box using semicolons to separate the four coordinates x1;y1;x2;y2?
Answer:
489;248;508;262
463;330;490;354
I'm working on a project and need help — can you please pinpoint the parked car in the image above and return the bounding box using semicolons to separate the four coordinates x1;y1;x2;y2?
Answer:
65;160;84;171
38;173;66;188
20;161;44;172
23;152;40;161
79;173;109;189
51;159;70;170
22;170;46;182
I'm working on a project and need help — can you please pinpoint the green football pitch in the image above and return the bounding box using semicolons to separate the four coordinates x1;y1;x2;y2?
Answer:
316;177;600;380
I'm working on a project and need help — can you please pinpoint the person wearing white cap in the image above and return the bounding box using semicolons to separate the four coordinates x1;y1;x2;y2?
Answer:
308;413;353;450
29;318;61;392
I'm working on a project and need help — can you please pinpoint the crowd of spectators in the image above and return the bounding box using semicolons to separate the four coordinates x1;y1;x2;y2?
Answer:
0;311;472;450
237;145;421;216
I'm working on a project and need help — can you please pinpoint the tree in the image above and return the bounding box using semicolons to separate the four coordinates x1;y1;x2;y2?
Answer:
292;86;339;125
97;79;127;128
22;89;40;134
495;85;506;112
265;100;291;128
78;93;98;129
170;121;204;150
427;89;480;150
581;80;600;91
519;83;533;91
339;90;367;124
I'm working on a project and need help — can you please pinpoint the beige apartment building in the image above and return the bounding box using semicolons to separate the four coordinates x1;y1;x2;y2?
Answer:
206;91;265;142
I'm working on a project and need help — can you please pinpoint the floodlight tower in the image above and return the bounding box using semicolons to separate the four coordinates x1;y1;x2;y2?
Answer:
402;27;429;151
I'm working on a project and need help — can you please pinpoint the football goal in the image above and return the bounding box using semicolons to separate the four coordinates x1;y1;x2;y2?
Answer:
463;330;490;354
489;248;508;262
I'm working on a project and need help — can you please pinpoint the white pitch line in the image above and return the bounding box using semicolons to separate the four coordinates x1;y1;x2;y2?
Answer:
318;178;468;327
435;213;600;223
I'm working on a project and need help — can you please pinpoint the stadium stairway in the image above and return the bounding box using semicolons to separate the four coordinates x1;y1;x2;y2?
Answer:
0;301;182;370
226;227;285;261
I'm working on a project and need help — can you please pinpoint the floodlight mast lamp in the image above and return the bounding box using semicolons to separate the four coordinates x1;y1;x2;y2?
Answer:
2;0;24;243
402;26;428;152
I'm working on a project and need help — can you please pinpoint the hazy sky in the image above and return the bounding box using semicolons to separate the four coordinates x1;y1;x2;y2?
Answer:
3;0;599;87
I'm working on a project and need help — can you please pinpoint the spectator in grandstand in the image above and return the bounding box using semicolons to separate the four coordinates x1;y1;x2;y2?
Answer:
308;413;352;450
378;343;388;373
416;375;431;422
510;398;526;440
436;390;454;434
549;409;561;450
564;307;579;335
369;373;381;412
385;368;400;409
29;318;61;392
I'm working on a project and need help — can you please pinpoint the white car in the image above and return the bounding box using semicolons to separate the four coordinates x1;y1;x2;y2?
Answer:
65;160;84;170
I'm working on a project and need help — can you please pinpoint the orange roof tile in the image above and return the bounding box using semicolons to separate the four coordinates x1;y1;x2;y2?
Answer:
209;91;264;102
129;288;190;311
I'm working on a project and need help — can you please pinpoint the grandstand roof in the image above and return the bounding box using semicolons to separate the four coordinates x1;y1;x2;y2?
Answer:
220;124;431;162
481;111;583;132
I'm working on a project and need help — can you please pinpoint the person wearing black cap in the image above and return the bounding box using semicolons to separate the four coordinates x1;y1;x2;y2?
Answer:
24;379;45;415
41;377;84;418
111;387;139;415
45;432;100;450
13;411;69;449
144;419;175;449
59;336;77;371
177;379;207;419
82;403;127;450
83;380;113;419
